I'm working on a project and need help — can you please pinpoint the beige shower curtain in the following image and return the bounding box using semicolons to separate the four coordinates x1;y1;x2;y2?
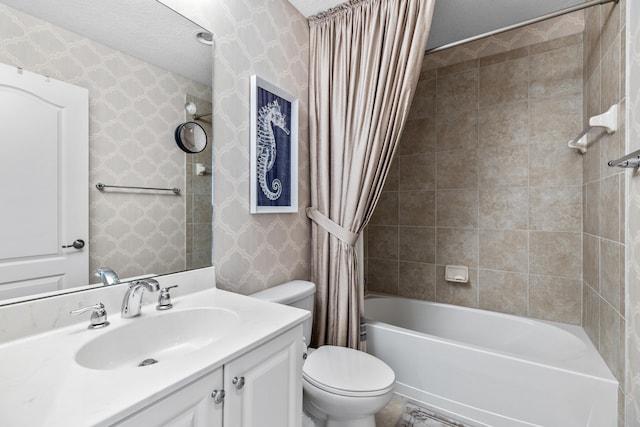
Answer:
307;0;435;348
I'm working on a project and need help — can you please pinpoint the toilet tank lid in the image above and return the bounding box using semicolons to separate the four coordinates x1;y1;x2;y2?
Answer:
251;280;315;305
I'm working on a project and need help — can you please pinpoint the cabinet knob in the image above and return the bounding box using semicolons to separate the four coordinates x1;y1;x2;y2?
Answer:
232;376;245;390
211;389;225;404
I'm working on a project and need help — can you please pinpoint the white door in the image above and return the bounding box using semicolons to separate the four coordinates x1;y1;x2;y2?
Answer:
0;63;88;300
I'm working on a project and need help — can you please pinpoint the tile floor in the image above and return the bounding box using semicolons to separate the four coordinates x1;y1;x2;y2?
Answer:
376;396;471;427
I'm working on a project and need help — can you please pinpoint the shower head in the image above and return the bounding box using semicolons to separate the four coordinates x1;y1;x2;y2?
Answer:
185;101;198;115
184;101;211;121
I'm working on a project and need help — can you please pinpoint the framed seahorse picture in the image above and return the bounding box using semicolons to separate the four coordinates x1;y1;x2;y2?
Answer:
249;75;298;214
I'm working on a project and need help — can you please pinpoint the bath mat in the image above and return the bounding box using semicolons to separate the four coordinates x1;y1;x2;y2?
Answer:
395;403;468;427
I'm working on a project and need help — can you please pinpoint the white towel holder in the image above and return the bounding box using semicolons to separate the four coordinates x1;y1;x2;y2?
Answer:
568;104;618;154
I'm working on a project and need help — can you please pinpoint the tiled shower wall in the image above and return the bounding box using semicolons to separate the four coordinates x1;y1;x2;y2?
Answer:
582;0;627;422
366;33;586;324
626;0;640;422
185;94;213;271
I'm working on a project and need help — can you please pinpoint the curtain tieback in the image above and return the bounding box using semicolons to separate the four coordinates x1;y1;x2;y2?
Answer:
306;207;359;247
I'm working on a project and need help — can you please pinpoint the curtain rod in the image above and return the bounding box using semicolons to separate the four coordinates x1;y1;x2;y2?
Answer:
425;0;618;55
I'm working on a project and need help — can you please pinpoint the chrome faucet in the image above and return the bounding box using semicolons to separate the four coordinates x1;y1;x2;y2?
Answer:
95;267;120;286
121;278;160;318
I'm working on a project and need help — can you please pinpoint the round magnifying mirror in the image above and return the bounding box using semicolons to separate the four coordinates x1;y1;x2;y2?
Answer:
174;122;207;153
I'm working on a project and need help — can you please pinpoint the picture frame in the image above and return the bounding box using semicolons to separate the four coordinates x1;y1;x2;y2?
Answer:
250;75;298;214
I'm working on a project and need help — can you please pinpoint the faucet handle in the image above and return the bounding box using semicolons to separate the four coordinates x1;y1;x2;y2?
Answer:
70;303;110;329
156;285;178;311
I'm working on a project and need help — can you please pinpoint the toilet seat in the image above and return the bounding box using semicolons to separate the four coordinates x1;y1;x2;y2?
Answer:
303;345;395;398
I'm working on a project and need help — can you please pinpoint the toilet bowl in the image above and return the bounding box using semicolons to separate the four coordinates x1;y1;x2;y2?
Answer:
251;281;395;427
302;345;395;427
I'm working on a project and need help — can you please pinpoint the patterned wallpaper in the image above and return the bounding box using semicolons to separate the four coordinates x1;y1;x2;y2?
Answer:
0;4;212;282
626;0;640;422
211;0;311;294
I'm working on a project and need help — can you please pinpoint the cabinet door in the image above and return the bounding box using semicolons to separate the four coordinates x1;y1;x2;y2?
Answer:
224;326;303;427
114;368;223;427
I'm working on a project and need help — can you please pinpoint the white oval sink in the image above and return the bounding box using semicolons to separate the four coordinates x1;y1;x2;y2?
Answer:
75;308;239;370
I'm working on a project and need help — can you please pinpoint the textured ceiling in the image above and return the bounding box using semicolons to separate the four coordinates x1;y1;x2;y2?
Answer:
288;0;587;50
1;0;212;86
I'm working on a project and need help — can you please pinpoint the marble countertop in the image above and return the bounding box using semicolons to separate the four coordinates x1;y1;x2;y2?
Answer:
0;285;309;426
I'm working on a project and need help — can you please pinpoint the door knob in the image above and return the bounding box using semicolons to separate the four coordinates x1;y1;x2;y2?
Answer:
62;239;85;249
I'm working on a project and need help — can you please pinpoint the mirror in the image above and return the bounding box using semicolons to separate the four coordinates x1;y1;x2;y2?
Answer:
0;0;213;305
175;122;208;153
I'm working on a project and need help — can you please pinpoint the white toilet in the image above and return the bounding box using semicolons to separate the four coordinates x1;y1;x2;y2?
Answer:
251;280;395;427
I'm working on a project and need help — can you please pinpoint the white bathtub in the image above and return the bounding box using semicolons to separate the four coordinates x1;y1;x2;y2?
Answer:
364;296;617;427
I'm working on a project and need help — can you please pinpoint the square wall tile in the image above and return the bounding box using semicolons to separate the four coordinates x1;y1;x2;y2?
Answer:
408;78;436;119
436;69;478;114
583;233;600;290
600;239;623;313
436;149;478;190
436;190;478;229
529;275;582;324
599;300;625;384
478;101;528;147
383;156;399;191
529;94;583;145
529;142;583;187
436;110;478;152
601;102;625;180
478;269;528;316
436;228;479;268
398;191;435;226
436;266;478;308
370;191;398;226
399;154;435;191
583;122;602;185
583;282;600;346
600;35;620;112
529;43;583;99
367;259;398;295
478;145;529;188
398;118;436;155
367;226;398;260
479;229;528;273
584;180;601;235
529;231;582;278
529;186;582;232
399;227;435;263
399;262;436;301
600;174;620;242
584;5;601;82
479;56;529;107
479;187;529;230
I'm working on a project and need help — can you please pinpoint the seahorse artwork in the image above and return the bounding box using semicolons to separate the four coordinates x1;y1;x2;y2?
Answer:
256;99;290;201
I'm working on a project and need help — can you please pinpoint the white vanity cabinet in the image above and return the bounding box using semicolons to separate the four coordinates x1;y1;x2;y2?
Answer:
223;325;302;427
114;368;224;427
114;325;302;427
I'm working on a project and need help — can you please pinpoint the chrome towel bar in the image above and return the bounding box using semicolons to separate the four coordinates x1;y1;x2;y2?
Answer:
608;149;640;169
95;182;181;195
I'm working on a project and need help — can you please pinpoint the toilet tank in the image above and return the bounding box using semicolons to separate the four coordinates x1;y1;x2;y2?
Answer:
251;280;315;342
